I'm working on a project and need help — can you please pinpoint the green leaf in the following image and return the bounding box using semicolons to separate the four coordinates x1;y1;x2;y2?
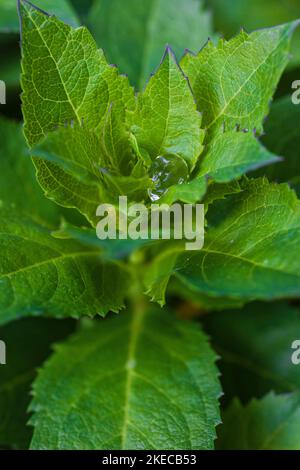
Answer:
0;116;60;226
181;23;298;139
198;130;280;182
204;302;300;404
0;0;79;33
218;392;300;450
157;175;207;205
259;96;300;195
0;317;74;449
208;0;300;70
20;0;135;147
31;122;151;225
88;0;213;89
202;180;242;206
29;308;221;450
146;248;182;307
0;205;129;325
153;121;280;205
146;178;300;306
33;158;102;227
129;47;204;172
31;126;107;226
101;105;136;176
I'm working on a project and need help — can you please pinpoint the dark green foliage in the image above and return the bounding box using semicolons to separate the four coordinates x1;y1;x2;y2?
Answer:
0;0;299;451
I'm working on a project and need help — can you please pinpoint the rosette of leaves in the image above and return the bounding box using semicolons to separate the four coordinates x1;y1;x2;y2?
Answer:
0;0;299;450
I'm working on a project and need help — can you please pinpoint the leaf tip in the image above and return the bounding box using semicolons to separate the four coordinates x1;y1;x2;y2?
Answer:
183;48;196;58
19;0;51;17
162;44;177;64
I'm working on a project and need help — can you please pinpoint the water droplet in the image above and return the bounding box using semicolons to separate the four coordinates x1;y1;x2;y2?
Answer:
148;191;161;202
99;167;109;175
148;155;189;201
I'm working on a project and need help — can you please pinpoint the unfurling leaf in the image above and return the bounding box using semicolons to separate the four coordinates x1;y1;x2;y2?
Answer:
129;47;204;172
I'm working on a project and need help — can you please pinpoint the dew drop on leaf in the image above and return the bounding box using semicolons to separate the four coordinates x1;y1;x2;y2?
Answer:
148;155;189;201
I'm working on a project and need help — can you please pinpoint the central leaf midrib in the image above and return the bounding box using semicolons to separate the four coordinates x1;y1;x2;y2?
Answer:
1;250;100;279
180;247;300;280
28;10;82;127
207;28;290;130
121;309;146;449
